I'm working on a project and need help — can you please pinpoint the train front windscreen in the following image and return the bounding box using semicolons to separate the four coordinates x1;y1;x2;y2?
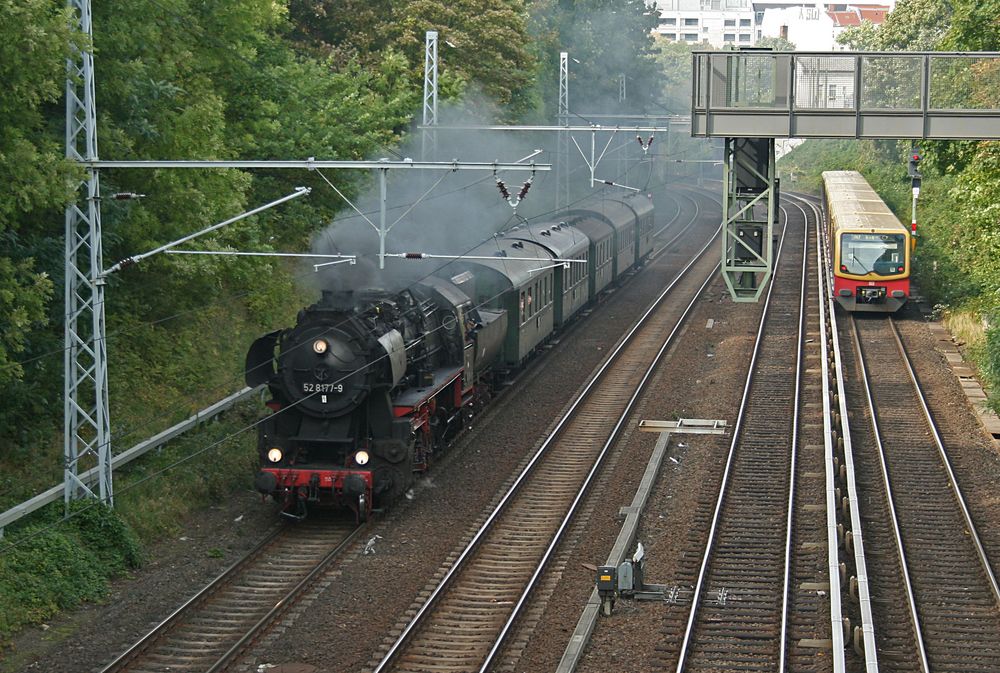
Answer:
840;232;906;276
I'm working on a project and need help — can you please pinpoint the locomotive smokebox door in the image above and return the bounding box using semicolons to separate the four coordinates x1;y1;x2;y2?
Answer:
596;565;617;616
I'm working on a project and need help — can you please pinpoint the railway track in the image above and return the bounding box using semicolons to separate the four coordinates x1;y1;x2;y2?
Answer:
369;207;722;673
653;201;817;671
93;187;711;673
840;313;1000;672
100;518;361;673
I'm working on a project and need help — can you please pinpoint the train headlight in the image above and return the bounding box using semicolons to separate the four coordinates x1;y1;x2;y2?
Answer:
313;339;328;354
267;447;283;463
354;450;370;466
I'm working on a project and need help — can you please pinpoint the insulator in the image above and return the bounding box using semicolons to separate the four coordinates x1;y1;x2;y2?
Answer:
496;180;510;199
111;192;146;200
636;135;643;145
517;181;531;199
647;136;654;147
404;252;425;259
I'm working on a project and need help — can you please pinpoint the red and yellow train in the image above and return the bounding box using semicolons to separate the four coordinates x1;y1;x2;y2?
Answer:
823;170;912;313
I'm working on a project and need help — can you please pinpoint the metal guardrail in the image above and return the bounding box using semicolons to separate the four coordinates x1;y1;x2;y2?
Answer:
0;386;259;538
691;50;1000;139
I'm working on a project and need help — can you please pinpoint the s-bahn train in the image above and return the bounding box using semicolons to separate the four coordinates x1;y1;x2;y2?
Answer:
245;193;654;520
823;170;912;313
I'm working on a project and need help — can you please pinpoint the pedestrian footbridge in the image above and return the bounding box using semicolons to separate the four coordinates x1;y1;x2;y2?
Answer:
691;50;1000;139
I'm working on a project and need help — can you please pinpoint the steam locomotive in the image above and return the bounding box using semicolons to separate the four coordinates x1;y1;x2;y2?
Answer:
245;193;654;520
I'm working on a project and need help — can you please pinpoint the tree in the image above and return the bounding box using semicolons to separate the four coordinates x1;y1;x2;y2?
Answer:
0;0;74;386
530;0;661;117
756;36;796;51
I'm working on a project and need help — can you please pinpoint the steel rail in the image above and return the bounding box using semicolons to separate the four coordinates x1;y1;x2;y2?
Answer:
480;240;721;672
850;316;931;672
777;198;810;672
822;217;880;672
205;524;366;673
373;193;722;673
674;210;793;671
789;192;848;672
653;189;703;257
98;524;286;673
885;318;1000;607
100;522;362;673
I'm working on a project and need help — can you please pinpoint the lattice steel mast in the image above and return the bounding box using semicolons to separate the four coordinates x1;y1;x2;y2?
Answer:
64;0;112;507
557;52;569;209
422;31;438;161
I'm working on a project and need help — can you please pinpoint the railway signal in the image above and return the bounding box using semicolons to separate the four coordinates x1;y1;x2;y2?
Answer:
908;149;921;248
907;148;922;178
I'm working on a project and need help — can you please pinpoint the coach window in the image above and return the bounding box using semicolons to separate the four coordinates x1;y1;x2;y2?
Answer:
520;291;526;323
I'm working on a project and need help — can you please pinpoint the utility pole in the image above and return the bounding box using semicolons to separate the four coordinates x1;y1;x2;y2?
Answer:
64;0;112;509
557;52;569;210
422;31;438;161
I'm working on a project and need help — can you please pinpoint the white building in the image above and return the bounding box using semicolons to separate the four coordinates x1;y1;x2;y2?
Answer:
652;0;756;48
653;0;892;50
757;2;892;51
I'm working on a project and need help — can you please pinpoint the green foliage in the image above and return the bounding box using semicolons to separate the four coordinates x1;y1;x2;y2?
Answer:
838;0;952;50
983;324;1000;408
287;0;537;121
0;1;77;390
530;0;661;117
0;502;141;643
756;36;796;51
650;39;697;115
943;0;1000;51
0;254;52;385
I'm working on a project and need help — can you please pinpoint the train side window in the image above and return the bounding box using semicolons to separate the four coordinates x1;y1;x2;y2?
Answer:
520;291;526;323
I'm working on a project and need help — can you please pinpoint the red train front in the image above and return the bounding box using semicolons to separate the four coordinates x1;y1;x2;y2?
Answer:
824;170;912;313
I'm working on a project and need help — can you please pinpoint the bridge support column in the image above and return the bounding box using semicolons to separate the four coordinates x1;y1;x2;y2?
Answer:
721;137;776;302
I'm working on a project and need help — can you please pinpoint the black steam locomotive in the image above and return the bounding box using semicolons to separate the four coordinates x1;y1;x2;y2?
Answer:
246;193;654;520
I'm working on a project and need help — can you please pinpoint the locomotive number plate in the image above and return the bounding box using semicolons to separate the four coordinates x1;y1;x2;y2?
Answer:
303;382;344;393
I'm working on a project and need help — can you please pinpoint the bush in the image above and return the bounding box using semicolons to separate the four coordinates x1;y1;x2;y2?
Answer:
0;502;140;643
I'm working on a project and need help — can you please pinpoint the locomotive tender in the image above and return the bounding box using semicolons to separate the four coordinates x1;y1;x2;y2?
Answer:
245;193;655;520
823;170;911;313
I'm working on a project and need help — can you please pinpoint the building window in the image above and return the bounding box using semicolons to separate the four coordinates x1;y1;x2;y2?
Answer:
724;19;736;27
828;84;837;101
660;17;676;25
663;33;677;40
757;29;762;40
755;11;764;24
684;17;699;26
683;33;698;41
703;26;709;32
739;33;751;41
724;33;735;42
739;18;751;27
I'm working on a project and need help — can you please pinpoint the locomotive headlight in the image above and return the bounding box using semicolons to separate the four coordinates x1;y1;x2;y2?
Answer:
267;447;283;463
312;339;328;354
354;450;370;466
